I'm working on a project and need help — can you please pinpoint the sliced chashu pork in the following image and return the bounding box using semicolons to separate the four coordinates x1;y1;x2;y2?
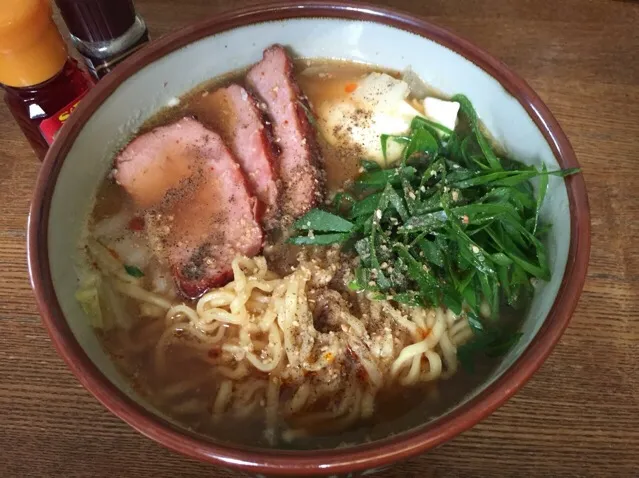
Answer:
195;84;280;226
114;117;263;298
247;44;325;222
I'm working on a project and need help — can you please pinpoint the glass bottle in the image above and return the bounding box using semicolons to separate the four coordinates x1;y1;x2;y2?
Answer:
0;0;94;160
56;0;150;80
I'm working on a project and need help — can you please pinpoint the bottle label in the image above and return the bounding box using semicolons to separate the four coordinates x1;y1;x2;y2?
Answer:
39;90;89;145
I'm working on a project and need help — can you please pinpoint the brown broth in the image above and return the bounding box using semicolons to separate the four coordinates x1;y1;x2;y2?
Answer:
100;312;507;449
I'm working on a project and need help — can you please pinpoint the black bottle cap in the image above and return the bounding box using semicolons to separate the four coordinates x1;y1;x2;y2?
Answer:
55;0;137;43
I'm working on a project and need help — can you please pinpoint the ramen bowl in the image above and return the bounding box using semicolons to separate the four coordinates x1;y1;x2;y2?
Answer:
28;2;590;475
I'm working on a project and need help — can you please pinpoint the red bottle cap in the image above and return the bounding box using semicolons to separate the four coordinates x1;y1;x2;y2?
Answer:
55;0;137;43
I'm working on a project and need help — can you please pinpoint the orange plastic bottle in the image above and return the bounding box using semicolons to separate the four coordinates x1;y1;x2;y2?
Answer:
0;0;94;159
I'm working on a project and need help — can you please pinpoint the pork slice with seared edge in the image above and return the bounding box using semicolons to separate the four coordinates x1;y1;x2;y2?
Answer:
114;117;263;298
197;84;280;226
246;44;325;224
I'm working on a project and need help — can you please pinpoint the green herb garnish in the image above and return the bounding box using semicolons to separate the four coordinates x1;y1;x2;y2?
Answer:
288;94;580;369
288;232;350;246
298;100;317;126
293;209;354;233
124;265;145;278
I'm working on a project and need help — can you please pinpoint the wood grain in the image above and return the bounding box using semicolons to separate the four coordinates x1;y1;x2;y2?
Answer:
1;0;638;476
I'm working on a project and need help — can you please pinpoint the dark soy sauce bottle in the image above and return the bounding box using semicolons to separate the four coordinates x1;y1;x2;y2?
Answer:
56;0;150;80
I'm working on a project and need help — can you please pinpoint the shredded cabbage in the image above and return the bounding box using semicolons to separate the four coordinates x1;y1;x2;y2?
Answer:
75;273;104;329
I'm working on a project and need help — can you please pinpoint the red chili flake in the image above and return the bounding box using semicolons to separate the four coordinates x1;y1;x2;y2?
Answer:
106;247;120;260
345;82;358;93
356;366;368;381
128;216;145;231
207;347;221;359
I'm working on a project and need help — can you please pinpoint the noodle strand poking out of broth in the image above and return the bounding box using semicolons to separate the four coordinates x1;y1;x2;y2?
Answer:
139;255;471;444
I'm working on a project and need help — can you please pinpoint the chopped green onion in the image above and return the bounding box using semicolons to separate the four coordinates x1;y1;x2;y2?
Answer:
124;265;144;278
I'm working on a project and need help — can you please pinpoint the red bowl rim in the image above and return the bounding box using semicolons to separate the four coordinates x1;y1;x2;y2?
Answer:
27;1;590;475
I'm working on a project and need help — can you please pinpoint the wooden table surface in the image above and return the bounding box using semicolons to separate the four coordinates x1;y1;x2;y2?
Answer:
1;0;638;476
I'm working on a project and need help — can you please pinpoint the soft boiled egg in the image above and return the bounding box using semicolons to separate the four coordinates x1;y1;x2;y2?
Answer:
316;72;460;165
423;96;460;132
